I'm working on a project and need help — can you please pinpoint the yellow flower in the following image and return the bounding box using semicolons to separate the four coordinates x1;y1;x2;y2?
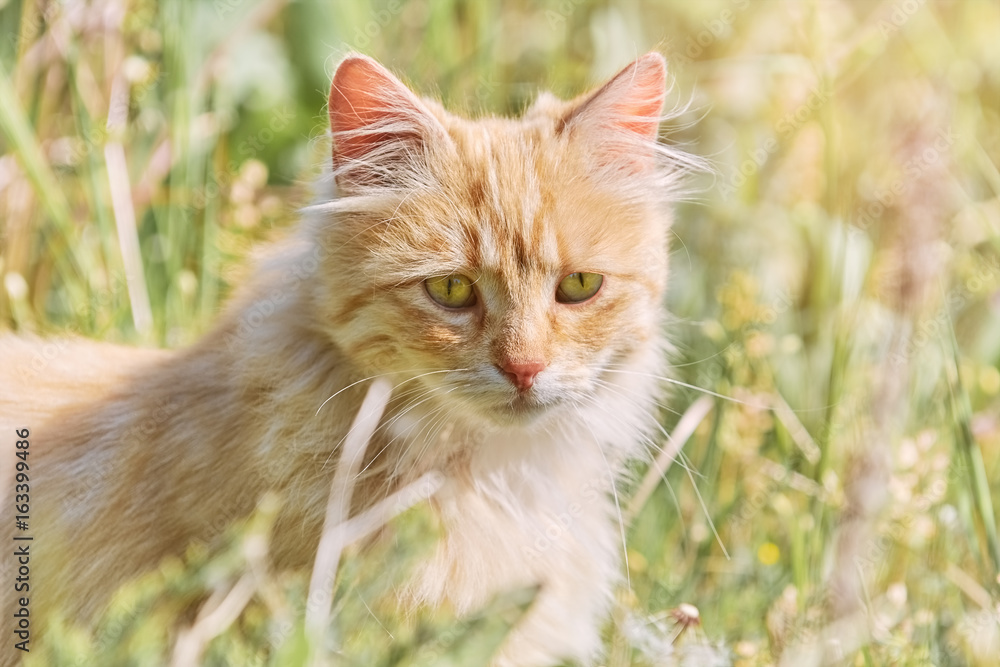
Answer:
757;542;780;566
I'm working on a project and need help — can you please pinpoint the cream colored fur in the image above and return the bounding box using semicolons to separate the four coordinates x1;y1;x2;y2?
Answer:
0;52;691;666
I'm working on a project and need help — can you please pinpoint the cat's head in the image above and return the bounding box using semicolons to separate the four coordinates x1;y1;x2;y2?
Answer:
310;53;690;429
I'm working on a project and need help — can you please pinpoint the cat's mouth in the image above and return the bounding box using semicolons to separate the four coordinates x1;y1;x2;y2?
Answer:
434;377;567;427
496;391;559;423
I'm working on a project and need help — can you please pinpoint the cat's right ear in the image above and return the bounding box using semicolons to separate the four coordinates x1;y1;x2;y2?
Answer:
557;53;667;173
328;54;446;190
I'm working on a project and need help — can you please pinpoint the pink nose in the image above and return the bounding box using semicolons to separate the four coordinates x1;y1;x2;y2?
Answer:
499;359;546;391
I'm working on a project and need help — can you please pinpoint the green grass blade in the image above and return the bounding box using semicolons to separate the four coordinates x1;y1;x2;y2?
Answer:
947;319;1000;580
0;57;91;310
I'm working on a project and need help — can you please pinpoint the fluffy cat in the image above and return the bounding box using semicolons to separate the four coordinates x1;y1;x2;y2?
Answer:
0;52;690;666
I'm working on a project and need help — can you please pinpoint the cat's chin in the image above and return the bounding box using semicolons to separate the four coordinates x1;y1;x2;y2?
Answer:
483;392;564;428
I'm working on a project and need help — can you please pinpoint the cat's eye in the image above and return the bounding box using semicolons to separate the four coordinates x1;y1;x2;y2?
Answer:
425;274;477;309
556;272;604;304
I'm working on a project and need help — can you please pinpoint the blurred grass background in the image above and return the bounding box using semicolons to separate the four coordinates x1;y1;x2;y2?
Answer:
2;0;1000;665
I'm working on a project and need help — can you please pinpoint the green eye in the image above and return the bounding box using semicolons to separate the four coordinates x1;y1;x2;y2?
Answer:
425;274;477;309
556;272;603;303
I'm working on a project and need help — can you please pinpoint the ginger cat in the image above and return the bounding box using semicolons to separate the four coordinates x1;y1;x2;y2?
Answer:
0;52;688;666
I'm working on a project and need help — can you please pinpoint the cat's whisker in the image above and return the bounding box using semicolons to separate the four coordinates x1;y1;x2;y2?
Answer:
592;412;668;466
584;417;683;474
319;391;417;473
582;383;719;553
576;390;669;477
327;383;444;474
378;382;454;430
603;365;838;415
368;400;454;512
356;387;458;479
600;367;772;409
315;367;448;416
589;377;682;446
660;471;686;534
668;228;693;272
592;376;684;419
394;402;460;479
406;389;472;464
316;366;468;466
667;451;705;479
384;407;448;485
662;345;732;369
299;194;399;216
388;368;470;392
677;450;730;560
321;375;466;485
345;191;422;259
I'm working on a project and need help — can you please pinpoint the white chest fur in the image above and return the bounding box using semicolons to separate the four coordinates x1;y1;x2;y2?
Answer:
383;358;662;666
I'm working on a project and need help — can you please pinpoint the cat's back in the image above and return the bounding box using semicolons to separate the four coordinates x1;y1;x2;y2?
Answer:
0;334;170;429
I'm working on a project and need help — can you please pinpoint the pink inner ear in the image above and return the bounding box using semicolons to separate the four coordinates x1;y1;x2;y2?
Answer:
327;56;424;168
611;54;667;140
567;53;668;143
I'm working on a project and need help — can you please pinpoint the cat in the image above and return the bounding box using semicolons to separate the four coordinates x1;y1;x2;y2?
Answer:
0;51;690;666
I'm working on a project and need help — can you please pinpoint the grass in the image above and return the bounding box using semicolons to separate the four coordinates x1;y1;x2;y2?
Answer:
2;0;1000;664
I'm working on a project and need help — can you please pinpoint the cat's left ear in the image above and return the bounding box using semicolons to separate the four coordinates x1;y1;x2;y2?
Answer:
328;54;447;189
559;52;667;149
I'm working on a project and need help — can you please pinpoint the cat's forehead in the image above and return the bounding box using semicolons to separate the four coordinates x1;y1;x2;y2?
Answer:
441;112;555;180
398;115;651;281
441;121;559;266
345;89;666;284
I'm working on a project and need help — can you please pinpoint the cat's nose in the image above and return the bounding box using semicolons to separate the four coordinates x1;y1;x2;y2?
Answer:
498;359;547;391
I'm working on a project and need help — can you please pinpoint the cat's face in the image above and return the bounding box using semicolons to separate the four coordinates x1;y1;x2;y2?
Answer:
315;54;679;428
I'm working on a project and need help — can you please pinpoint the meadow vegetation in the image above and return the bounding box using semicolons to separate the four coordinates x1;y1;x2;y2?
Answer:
1;0;999;664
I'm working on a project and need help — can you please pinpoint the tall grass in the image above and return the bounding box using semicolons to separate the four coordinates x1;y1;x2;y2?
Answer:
2;0;999;664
